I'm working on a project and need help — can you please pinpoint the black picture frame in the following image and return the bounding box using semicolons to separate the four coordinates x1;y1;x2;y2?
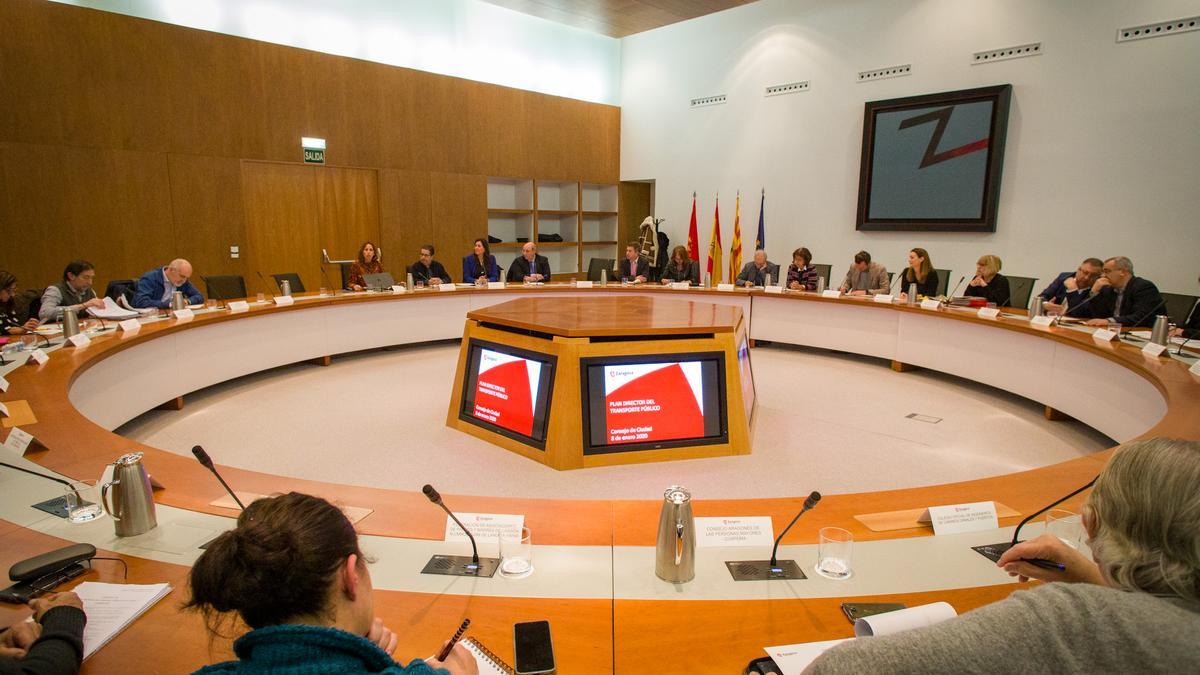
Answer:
855;84;1012;233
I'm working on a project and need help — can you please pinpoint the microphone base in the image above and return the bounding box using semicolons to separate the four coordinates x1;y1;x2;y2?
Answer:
726;559;808;581
971;541;1016;563
420;554;500;578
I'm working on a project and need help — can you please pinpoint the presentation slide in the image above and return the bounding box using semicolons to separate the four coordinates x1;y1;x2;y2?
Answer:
471;348;543;437
602;362;704;445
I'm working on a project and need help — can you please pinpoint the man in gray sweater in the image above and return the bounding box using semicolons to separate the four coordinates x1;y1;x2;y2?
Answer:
38;260;105;323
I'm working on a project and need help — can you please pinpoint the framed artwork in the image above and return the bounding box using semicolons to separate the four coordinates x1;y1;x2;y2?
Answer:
855;84;1012;232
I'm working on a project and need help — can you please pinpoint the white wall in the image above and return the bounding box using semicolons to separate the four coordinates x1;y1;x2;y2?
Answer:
47;0;621;104
620;0;1200;295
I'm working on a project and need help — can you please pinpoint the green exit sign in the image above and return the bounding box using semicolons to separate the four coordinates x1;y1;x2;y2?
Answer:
301;137;326;164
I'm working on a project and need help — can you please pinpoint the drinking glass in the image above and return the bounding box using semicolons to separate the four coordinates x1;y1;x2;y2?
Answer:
500;526;533;578
1046;509;1085;549
256;292;266;303
318;287;328;297
65;480;104;523
815;526;853;580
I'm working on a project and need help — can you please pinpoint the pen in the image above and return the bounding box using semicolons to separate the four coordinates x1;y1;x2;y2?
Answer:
1022;557;1066;572
435;618;470;661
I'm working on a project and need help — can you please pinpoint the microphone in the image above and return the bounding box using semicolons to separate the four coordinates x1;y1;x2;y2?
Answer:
255;271;276;299
320;265;335;294
202;276;226;309
1;461;73;488
192;445;245;510
886;271;904;295
420;484;500;577
1122;296;1167;332
972;475;1097;564
945;275;966;300
728;491;821;581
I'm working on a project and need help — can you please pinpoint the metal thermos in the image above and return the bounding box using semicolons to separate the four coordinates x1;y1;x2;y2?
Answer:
907;283;918;306
170;290;185;310
406;272;414;290
764;273;772;288
1150;315;1170;346
600;268;608;286
62;307;80;338
280;279;292;297
655;486;696;584
101;452;158;537
1031;296;1045;317
816;276;826;294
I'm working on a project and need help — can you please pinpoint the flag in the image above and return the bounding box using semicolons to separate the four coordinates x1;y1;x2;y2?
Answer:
755;189;765;251
686;193;700;262
729;192;742;281
707;196;723;285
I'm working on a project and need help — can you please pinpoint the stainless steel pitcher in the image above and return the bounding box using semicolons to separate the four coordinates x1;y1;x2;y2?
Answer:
1031;296;1045;318
655;486;695;583
101;452;158;537
170;290;185;310
280;279;292;296
1150;315;1170;346
61;306;80;338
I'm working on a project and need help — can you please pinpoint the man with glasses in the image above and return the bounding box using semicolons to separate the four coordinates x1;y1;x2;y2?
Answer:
407;244;451;287
1040;257;1102;316
38;260;106;322
1077;256;1164;328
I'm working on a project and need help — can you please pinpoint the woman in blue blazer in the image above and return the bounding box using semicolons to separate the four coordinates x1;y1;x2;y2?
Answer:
462;238;500;283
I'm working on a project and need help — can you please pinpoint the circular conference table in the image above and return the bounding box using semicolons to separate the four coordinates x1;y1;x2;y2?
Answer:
1;284;1198;673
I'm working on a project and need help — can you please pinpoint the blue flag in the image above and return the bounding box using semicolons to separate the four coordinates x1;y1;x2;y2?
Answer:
754;190;765;251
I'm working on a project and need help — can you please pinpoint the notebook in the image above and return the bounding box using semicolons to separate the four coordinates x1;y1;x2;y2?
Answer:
73;581;173;659
463;637;514;674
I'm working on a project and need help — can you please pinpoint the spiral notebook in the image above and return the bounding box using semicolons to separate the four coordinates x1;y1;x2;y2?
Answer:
464;637;514;674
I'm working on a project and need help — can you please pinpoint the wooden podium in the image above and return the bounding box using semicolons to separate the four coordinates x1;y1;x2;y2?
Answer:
446;296;755;469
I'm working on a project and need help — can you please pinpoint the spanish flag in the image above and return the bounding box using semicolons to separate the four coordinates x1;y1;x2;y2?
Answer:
729;191;742;282
707;196;723;285
686;193;700;262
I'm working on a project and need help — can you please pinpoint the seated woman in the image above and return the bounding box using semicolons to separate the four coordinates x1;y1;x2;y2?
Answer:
659;246;699;285
898;248;938;300
462;239;500;285
0;270;40;335
964;254;1011;307
347;242;384;292
786;247;819;292
806;437;1200;673
187;492;477;674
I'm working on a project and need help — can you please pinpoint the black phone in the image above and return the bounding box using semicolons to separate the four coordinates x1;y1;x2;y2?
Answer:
841;602;906;623
514;620;555;675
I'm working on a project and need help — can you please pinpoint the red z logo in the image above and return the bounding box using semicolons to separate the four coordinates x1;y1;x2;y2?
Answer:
899;106;989;168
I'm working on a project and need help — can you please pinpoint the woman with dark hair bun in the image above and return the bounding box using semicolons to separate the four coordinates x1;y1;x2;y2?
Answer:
187;492;477;674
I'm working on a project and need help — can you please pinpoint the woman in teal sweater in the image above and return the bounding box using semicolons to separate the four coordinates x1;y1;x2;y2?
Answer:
186;493;477;675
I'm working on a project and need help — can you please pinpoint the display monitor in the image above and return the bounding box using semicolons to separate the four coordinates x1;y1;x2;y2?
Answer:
581;353;727;455
459;339;556;449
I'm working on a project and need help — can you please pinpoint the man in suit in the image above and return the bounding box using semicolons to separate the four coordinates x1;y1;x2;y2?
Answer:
618;242;648;283
506;242;550;283
132;258;203;309
837;250;889;295
407;244;452;286
1079;256;1165;328
1041;257;1102;315
736;249;780;287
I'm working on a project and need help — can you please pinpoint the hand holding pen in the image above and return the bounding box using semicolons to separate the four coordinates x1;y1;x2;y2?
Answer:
996;533;1104;585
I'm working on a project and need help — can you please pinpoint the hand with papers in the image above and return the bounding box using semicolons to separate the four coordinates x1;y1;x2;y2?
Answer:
1;591;85;668
996;533;1103;585
89;297;141;320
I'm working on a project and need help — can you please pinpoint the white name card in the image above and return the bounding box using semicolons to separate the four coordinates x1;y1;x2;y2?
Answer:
1190;360;1200;376
764;639;850;675
391;285;406;294
670;281;690;290
29;349;49;366
764;286;784;295
4;426;35;455
716;283;736;292
822;290;842;299
873;294;894;304
695;516;775;547
0;402;8;417
0;375;9;392
271;296;294;307
921;298;943;311
227;300;250;313
437;283;457;292
173;308;196;320
117;318;142;333
1092;328;1119;342
67;333;91;348
923;501;998;536
575;281;594;289
444;513;524;543
487;281;505;290
977;307;1000;318
1141;342;1168;358
1030;315;1057;328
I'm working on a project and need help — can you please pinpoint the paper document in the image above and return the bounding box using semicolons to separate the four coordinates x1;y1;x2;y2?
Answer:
89;297;139;320
764;638;850;674
74;581;172;659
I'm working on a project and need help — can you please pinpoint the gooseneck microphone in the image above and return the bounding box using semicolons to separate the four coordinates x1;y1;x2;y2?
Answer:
320;265;336;294
770;491;822;566
192;445;245;510
419;484;500;577
1122;297;1167;334
203;276;226;309
945;276;966;301
971;475;1098;565
423;484;478;564
0;461;72;488
255;271;275;299
729;491;821;581
1008;476;1097;548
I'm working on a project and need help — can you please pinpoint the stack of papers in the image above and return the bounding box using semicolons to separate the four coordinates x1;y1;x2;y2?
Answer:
73;581;172;659
90;297;140;320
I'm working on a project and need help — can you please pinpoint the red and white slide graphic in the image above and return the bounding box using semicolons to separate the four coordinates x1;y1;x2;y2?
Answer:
472;349;542;437
603;362;703;445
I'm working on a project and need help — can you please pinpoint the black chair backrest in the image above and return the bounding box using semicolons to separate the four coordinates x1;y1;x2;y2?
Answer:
16;288;41;324
1162;292;1200;325
271;273;305;294
934;268;952;296
812;264;832;288
203;275;247;301
1006;275;1038;310
886;271;895;289
338;263;353;290
587;258;616;282
104;279;137;303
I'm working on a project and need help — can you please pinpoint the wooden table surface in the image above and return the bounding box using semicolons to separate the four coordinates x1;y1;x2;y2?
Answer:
467;295;742;337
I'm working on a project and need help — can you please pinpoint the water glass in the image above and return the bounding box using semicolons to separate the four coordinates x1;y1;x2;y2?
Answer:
500;526;533;578
815;526;853;580
1046;509;1085;549
1107;319;1122;333
318;287;328;297
256;292;266;303
65;480;104;523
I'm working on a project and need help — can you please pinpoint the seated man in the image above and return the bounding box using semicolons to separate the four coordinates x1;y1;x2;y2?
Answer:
0;591;86;673
506;242;550;283
39;260;106;322
618;242;648;283
1075;256;1164;328
1041;257;1102;315
1170;273;1199;340
837;250;889;296
132;258;203;309
407;244;451;287
736;249;780;287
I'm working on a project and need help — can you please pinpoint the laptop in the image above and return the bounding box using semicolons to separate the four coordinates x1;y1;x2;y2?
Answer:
362;272;396;291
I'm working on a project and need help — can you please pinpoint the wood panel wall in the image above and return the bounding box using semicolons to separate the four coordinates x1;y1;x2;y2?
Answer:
0;0;620;294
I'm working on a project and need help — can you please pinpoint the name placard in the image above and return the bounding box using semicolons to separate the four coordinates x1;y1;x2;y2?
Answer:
716;283;736;292
444;513;524;543
117;318;142;333
391;285;406;294
67;333;91;348
1030;315;1057;328
3;426;35;455
1190;360;1200;376
437;283;457;292
921;298;943;311
575;281;594;289
764;286;784;295
670;281;690;290
1092;328;1118;342
695;516;774;547
977;307;1000;319
0;402;8;417
873;294;894;304
29;349;49;366
0;375;10;392
487;281;505;290
227;300;250;313
271;296;294;307
173;308;196;320
822;290;842;299
923;501;998;536
1141;342;1168;358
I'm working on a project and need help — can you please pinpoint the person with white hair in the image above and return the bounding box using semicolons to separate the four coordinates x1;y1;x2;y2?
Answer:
805;437;1200;673
735;250;779;287
1075;256;1165;328
132;258;204;308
